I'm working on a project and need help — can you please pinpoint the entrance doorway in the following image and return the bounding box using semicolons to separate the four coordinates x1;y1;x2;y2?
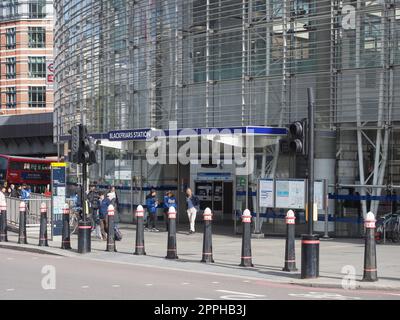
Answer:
194;180;233;221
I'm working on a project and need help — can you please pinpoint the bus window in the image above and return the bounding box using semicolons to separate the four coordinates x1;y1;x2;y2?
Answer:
0;157;7;182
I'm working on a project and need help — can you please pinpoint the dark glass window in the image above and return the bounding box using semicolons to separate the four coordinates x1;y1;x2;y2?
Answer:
28;57;46;78
29;0;46;19
29;86;46;108
28;27;46;48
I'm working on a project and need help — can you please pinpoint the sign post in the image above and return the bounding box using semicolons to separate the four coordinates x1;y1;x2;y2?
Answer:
51;162;67;238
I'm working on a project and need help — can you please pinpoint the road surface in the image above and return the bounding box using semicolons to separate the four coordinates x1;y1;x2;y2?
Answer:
0;249;399;300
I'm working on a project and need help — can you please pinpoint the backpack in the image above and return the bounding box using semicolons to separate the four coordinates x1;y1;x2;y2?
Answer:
114;226;122;241
192;196;200;207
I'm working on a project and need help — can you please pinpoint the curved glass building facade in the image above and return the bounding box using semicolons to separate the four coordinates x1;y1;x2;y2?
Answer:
54;1;400;231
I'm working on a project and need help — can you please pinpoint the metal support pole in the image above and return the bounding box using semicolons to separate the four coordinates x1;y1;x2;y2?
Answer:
308;88;315;235
301;87;320;279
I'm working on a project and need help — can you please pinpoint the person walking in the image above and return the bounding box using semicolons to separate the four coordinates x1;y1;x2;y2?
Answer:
99;193;110;240
145;189;159;232
185;188;199;234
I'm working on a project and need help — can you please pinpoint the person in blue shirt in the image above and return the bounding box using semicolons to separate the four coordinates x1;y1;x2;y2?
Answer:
163;191;177;232
145;189;159;232
20;184;31;200
99;193;111;240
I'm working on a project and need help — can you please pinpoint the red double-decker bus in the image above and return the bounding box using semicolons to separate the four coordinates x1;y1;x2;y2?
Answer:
0;155;54;193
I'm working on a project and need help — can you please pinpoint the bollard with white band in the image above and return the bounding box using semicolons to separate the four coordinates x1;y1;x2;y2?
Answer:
240;209;254;267
362;212;378;282
106;204;117;252
166;206;178;259
201;208;214;263
0;200;7;242
38;202;49;247
134;205;146;255
61;203;72;249
18;201;27;244
283;210;297;272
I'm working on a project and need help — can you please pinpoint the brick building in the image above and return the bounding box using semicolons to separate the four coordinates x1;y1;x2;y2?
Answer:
0;0;53;115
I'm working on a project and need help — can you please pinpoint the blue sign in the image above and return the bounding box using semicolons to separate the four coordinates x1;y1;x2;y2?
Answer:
108;129;152;141
21;172;50;181
107;126;288;142
51;164;66;236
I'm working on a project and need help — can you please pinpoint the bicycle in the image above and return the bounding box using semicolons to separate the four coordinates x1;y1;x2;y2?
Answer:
376;212;400;244
70;206;82;234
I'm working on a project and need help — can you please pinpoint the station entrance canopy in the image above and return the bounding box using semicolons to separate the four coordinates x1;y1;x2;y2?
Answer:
103;126;288;150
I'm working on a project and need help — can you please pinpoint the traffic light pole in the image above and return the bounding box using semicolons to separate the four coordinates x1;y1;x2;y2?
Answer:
301;87;320;279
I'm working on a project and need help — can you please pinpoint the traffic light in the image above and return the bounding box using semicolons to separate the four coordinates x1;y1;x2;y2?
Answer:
68;124;97;165
69;124;83;164
289;119;307;155
80;125;97;165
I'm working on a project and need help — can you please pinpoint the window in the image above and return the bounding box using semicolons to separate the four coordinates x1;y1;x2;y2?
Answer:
28;56;46;78
6;28;16;49
29;0;46;18
28;27;46;48
6;0;19;18
6;87;16;109
6;58;16;79
29;86;46;108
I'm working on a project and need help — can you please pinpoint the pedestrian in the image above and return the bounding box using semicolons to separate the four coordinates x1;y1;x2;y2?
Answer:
17;185;22;198
107;190;121;238
108;186;120;212
10;184;18;198
185;188;200;234
0;186;6;203
145;189;159;232
21;184;31;212
43;186;51;197
87;185;101;238
164;191;177;232
163;191;170;231
99;193;110;240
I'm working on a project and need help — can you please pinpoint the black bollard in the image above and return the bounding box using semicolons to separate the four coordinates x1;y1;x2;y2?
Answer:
363;212;378;282
77;220;91;253
38;202;49;247
166;206;178;259
18;201;27;244
240;209;254;267
106;204;117;252
134;205;146;255
283;210;298;272
201;208;214;263
61;203;71;249
0;200;8;242
301;234;320;279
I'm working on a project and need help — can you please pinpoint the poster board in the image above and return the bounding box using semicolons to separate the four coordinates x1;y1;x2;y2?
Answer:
275;179;306;209
314;180;327;211
258;179;275;208
51;162;66;236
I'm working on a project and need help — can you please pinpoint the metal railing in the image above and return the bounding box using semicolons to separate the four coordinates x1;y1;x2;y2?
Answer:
5;195;52;229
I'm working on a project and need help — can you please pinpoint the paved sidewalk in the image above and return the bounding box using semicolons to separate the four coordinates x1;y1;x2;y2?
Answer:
1;223;400;291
